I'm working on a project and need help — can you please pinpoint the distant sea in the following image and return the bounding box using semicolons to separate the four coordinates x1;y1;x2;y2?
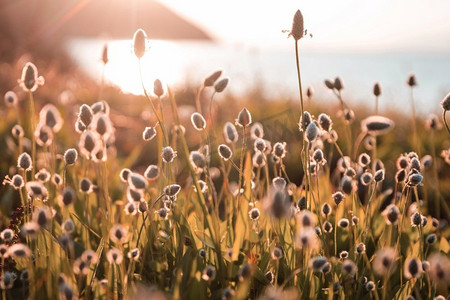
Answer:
66;39;450;115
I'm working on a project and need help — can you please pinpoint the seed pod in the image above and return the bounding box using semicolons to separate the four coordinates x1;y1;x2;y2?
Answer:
214;77;229;93
204;70;222;87
4;91;18;107
236;108;252;127
373;82;382;97
153;79;164;97
64;148;78;165
133;29;147;59
191;112;206;131
290;10;304;40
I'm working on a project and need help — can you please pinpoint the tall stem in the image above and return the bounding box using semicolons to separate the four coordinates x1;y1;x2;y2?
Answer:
28;91;36;178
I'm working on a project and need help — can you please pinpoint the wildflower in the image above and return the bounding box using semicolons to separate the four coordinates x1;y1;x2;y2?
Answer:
406;171;423;187
440;92;450;110
340;251;349;259
373;248;397;276
4;91;18;107
405;257;422;279
19;62;44;92
21;222;39;239
162;146;177;163
79;130;102;159
407;74;417;87
0;245;9;258
365;281;375;292
323;221;333;233
39;104;63;132
204;70;222;87
426;234;437;245
133;29;147;59
374;169;385;182
0;272;17;290
163;184;181;197
318;113;332;132
341;176;354;195
8;243;31;258
218;144;232;161
297;196;307;211
295;228;318;250
254;138;266;152
107;248;123;264
78;104;94;128
63;148;78;165
249;123;264;140
305;122;319;142
361;115;395;136
341;259;357;276
238;264;253;281
332;191;345;205
144;165;159;180
128;248;140;261
265;189;290;218
321;203;331;217
290;10;304;40
236;108;252;127
191;112;206;131
18;152;32;171
153;79;164;97
62;219;76;235
358;153;371;167
26;181;48;200
109;224;128;244
128;172;148;190
142;126;157;141
248;208;260;220
373;82;382;96
355;242;366;254
202;266;216;281
383;204;400;225
272;144;287;162
324;79;335;90
190;151;207;172
310;256;328;272
0;229;14;242
333;77;344;91
428;252;450;286
3;174;24;190
338;218;350;228
214;77;229;93
11;124;24;138
59;187;76;207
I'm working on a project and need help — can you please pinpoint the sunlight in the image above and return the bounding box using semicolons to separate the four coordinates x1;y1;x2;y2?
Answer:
104;39;183;95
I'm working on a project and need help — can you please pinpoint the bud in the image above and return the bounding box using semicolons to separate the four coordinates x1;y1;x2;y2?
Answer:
334;77;343;91
144;165;159;181
318;113;332;132
18;152;32;171
441;92;450;110
79;104;94;127
324;79;335;90
306;86;314;99
305;122;319;142
223;122;238;143
11;124;24;138
189;151;207;172
4;91;18;107
214;77;229;93
142;126;157;141
250;122;264;139
162;146;177;163
19;62;44;92
64;148;78;165
102;44;109;64
361;115;395;136
153;79;164;97
373;82;382;97
133;29;147;59
407;74;417;87
218;144;232;161
60;187;76;207
40;104;63;132
236;108;252;127
191;112;206;131
290;10;304;40
204;70;222;87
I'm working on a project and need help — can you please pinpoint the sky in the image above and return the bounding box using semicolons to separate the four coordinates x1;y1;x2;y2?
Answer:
162;0;450;52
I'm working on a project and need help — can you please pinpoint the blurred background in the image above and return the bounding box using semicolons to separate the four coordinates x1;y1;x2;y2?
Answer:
1;0;450;114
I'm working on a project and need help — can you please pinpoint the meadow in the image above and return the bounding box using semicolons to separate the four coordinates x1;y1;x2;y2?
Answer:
0;10;450;300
